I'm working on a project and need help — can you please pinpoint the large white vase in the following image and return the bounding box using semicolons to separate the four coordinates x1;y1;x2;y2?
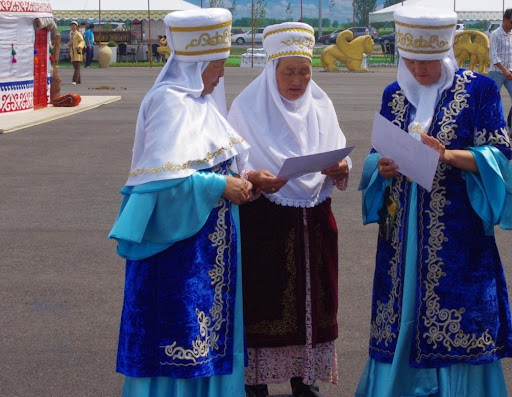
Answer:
97;43;112;68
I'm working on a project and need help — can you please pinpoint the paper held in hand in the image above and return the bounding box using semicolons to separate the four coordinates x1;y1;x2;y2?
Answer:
371;112;440;192
277;146;354;179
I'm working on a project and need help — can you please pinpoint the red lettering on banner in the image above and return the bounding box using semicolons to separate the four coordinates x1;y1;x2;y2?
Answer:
1;91;33;113
0;0;52;14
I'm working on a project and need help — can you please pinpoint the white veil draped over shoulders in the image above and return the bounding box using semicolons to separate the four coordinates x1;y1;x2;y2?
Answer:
229;59;348;208
397;53;457;138
126;38;248;186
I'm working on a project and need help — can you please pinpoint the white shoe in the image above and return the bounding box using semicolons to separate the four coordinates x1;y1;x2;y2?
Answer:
72;82;77;85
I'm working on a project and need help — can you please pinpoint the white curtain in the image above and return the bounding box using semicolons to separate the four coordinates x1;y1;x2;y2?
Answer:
0;16;35;80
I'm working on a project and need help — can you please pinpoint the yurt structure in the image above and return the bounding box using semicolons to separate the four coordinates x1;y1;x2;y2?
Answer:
0;0;54;114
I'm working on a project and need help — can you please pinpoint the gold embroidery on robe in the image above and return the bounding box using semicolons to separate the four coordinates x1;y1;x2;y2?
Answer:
161;166;232;365
416;72;497;362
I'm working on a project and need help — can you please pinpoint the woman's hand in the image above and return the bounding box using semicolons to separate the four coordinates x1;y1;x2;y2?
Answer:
421;134;448;162
421;134;478;172
322;158;349;181
378;157;398;178
248;170;288;194
223;176;253;205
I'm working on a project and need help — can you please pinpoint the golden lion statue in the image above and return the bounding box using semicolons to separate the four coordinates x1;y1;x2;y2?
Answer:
157;36;171;60
320;30;374;72
453;30;490;75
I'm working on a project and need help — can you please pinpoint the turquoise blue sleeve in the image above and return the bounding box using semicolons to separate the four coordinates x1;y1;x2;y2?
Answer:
462;146;512;235
109;171;227;260
359;152;390;225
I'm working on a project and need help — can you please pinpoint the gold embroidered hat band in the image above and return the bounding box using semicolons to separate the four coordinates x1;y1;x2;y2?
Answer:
263;22;315;61
165;8;232;62
394;6;457;60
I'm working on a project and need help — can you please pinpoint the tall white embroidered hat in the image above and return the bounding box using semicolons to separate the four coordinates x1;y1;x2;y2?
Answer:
263;22;315;62
394;6;457;61
164;8;231;62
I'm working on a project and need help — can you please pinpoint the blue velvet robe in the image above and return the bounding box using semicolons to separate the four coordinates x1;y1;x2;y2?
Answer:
109;161;242;380
360;69;512;368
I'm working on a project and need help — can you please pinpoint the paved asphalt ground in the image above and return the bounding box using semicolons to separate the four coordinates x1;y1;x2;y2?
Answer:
1;66;511;397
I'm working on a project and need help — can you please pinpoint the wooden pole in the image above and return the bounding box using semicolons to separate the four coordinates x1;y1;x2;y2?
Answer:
99;0;102;43
148;0;152;67
50;34;62;102
319;0;323;37
352;0;355;30
251;0;254;68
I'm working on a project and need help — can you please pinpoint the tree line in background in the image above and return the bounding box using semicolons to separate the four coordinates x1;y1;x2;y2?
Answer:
54;0;489;37
209;0;402;30
56;0;434;34
234;16;335;28
383;0;403;6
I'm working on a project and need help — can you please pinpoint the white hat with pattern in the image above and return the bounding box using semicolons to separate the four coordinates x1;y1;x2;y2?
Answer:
394;6;457;60
263;22;315;62
165;8;232;63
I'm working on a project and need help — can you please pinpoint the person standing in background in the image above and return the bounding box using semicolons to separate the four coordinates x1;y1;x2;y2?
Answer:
68;21;84;84
84;24;94;68
489;8;512;136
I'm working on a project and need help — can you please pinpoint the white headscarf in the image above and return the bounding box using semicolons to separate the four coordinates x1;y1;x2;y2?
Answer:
228;59;347;208
126;9;249;186
397;54;457;138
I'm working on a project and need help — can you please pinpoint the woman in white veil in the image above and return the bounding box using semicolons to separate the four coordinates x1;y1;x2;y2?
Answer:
109;9;252;397
228;22;351;397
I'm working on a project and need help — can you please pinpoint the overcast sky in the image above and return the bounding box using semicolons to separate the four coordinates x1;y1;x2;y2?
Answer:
185;0;385;24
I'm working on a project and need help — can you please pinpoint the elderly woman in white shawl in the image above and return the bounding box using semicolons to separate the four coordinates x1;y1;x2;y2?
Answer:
357;7;512;397
109;9;252;397
228;22;350;397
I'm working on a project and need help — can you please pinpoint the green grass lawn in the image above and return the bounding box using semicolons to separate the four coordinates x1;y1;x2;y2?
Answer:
57;44;395;69
57;60;167;68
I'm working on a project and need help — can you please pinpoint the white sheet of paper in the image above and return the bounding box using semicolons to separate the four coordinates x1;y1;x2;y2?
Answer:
371;112;440;192
277;146;354;179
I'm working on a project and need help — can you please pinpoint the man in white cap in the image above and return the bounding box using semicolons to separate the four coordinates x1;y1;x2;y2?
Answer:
357;6;512;396
109;8;252;397
228;21;350;397
68;20;84;84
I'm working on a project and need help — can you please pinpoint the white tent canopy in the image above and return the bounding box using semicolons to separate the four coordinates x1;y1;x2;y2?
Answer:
49;0;199;20
370;0;512;23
